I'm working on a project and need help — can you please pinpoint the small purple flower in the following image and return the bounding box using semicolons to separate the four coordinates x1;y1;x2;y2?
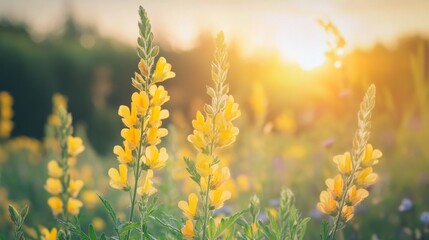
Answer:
420;212;429;224
398;198;413;212
268;199;280;208
309;209;323;220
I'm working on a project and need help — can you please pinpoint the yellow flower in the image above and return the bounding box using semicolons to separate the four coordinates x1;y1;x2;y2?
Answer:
356;167;378;187
47;160;63;178
108;164;128;190
188;131;208;151
361;144;382;167
147;127;168;145
121;127;141;150
347;185;369;206
131;91;149;115
81;190;98;210
118;103;139;128
41;227;57;240
44;178;63;195
137;170;157;196
92;217;106;231
341;205;354;222
181;220;195;240
209;188;231;209
138;59;149;76
113;142;133;164
200;177;208;193
196;153;214;177
68;157;77;167
48;197;63;216
0;120;13;138
178;193;199;220
211;167;231;190
153;57;176;83
67;136;85;157
142;146;168;170
52;93;67;111
68;179;84;198
317;191;337;215
149;85;170;106
333;152;352;175
148;106;169;127
192;111;212;134
67;197;83;216
325;175;343;199
224;96;241;121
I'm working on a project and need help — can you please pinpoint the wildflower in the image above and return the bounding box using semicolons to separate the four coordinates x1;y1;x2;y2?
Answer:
67;136;85;157
121;127;141;150
326;175;343;199
138;59;149;76
113;142;133;164
196;153;215;177
355;167;378;187
361;144;382;167
181;220;195;239
341;206;354;222
67;198;83;216
0;91;14;138
148;106;169;127
44;178;63;195
398;198;413;212
92;217;106;231
48;197;63;216
68;179;84;198
47;160;63;178
211;167;231;190
137;170;157;196
317;191;337;215
347;185;369;206
420;212;429;224
224;96;241;121
147;127;168;145
333;152;352;175
41;227;57;240
118;103;139;128
142;146;168;169
153;57;176;83
131;91;149;115
108;164;128;190
178;193;199;220
209;188;232;210
149;85;170;106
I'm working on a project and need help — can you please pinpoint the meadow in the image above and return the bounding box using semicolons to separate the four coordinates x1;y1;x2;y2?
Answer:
1;3;429;240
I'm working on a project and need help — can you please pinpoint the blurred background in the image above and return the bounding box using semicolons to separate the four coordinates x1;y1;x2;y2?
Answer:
1;0;429;239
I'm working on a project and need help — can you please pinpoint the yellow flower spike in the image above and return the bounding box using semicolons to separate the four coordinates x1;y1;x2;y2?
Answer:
224;96;241;121
153;57;176;83
181;219;195;240
149;85;170;106
108;164;129;190
68;179;84;198
196;153;215;177
356;167;378;188
118;103;139;128
131;91;149;116
209;188;231;210
67;197;83;216
341;205;354;222
138;59;149;76
147;127;168;145
211;167;231;190
333;152;352;175
362;144;382;167
48;197;63;216
47;160;63;178
142;146;168;169
121;127;141;150
41;227;57;240
325;174;343;199
317;191;337;215
113;142;133;164
137;170;157;196
67;136;85;157
44;178;63;195
148;106;169;127
178;193;199;220
347;185;369;206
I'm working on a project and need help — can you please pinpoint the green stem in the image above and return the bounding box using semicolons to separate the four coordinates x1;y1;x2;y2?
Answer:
201;175;212;240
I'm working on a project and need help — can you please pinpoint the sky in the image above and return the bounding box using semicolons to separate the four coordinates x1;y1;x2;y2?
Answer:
1;0;429;68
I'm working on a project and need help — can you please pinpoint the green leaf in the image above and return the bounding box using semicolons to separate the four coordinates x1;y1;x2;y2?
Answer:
8;205;20;224
214;209;248;238
119;222;140;236
97;194;118;225
89;225;96;240
99;233;106;240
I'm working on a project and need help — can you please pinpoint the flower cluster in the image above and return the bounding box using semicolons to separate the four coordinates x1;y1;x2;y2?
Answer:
46;108;84;218
179;32;241;239
0;91;14;139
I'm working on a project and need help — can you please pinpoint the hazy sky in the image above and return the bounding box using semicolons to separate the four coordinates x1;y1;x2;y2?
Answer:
1;0;429;65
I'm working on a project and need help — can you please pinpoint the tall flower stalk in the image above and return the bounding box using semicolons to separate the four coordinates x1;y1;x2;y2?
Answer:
179;31;241;240
108;6;175;239
317;84;382;239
